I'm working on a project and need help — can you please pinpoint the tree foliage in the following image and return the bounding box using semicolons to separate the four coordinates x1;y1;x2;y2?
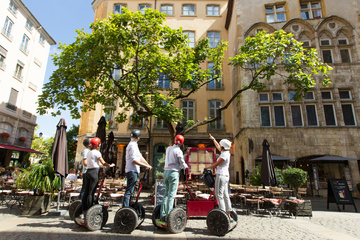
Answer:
66;124;79;168
37;8;227;138
283;168;307;191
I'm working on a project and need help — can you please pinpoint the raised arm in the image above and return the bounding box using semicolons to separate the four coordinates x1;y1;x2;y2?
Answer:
209;134;221;152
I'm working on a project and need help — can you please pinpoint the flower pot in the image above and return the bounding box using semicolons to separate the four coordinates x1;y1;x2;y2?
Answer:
21;195;51;216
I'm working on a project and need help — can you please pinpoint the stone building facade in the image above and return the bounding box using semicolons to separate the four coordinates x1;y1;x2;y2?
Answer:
226;0;360;196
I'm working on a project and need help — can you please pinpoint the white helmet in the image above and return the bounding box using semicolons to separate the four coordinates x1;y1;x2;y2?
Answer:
219;139;231;150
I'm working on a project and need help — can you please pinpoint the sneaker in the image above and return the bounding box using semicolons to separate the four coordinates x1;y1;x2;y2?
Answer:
160;216;166;222
80;213;85;220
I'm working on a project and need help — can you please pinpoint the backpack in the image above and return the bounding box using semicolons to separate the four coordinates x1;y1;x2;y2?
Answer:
202;169;215;188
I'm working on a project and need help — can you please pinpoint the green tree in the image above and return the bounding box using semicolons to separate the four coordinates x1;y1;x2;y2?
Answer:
37;8;227;139
249;164;261;186
283;168;308;196
66;124;79;169
29;127;54;167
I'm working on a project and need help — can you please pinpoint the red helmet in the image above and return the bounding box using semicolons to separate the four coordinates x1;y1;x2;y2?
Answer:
174;135;184;145
90;137;101;147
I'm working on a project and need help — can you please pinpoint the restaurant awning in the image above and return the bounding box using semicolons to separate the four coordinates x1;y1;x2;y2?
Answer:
310;155;359;161
255;155;292;161
0;144;44;154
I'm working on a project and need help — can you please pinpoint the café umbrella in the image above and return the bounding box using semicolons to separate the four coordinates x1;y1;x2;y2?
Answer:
260;139;277;186
51;118;68;211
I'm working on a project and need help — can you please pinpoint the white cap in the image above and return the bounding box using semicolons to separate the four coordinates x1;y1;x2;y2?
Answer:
219;139;231;150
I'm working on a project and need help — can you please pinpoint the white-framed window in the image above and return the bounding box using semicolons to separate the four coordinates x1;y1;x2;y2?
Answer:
25;19;33;32
139;4;151;14
20;34;30;54
16;128;28;141
265;4;286;23
0;122;13;135
207;5;220;16
321;91;332;100
39;34;45;45
2;17;14;40
259;93;269;102
260;106;271;127
340;49;351;63
158;72;170;89
6;88;18;111
114;4;127;14
323;104;336;126
8;1;18;15
300;1;322;19
305;104;318;126
338;39;348;45
14;61;24;81
289;92;296;101
291;105;303;126
161;4;173;15
207;31;220;48
320;39;331;46
0;45;7;70
304;91;315;100
322;50;333;63
207;62;222;90
274;105;285;126
155;118;167;129
339;90;351;100
183;31;195;48
181;100;195;123
209;100;223;130
341;104;356;126
272;92;283;101
182;5;195;16
302;40;311;47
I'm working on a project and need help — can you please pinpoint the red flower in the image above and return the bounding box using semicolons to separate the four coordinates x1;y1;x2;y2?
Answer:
1;132;10;138
19;137;26;141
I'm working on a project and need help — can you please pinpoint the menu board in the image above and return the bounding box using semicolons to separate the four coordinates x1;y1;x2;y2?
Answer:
327;179;357;212
154;179;165;207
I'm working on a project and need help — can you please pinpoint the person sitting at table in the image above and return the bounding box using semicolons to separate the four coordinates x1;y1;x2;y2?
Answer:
66;168;78;181
11;167;20;180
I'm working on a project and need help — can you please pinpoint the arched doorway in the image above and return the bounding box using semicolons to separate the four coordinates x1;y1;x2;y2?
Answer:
153;143;167;182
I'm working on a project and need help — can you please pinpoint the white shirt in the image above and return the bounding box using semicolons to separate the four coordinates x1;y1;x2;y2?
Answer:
86;149;102;169
66;174;78;181
125;140;142;173
216;151;230;176
81;148;90;173
164;144;188;171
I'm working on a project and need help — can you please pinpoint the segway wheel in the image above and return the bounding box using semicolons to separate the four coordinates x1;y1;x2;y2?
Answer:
74;203;83;226
69;200;82;220
114;207;139;234
130;202;145;227
167;208;187;234
151;205;162;228
206;209;230;236
85;205;107;231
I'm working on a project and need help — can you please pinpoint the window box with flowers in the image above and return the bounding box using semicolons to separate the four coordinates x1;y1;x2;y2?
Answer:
1;132;10;138
19;137;26;142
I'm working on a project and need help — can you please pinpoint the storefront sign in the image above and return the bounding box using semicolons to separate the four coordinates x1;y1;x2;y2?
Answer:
312;166;319;190
327;179;358;212
154;179;165;207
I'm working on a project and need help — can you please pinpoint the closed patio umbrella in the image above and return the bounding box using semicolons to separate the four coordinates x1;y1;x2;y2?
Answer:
261;139;277;187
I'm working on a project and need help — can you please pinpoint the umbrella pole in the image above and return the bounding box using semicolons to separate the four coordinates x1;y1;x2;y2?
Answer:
56;174;63;212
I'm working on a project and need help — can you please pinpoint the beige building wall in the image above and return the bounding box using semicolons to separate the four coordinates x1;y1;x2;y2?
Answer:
228;0;360;195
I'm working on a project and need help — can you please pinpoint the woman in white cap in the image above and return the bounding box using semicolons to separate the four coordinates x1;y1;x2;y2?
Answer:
207;134;233;219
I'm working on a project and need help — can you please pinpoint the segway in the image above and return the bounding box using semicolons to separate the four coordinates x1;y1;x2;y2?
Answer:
113;168;149;234
73;168;109;231
152;204;187;233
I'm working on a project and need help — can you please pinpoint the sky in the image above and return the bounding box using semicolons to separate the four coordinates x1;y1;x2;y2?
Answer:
22;0;95;139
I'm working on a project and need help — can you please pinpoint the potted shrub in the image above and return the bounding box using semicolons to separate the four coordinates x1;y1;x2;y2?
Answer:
283;168;307;197
1;132;10;138
15;158;61;215
19;137;26;142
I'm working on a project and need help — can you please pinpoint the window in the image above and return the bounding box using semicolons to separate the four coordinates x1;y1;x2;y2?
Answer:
8;1;18;15
260;106;271;127
323;104;336;126
322;50;333;63
341;104;356;126
305;105;318;126
339;90;351;100
259;93;269;102
209;100;223;130
208;62;222;90
207;5;220;16
139;4;151;14
207;31;220;48
114;4;127;14
17;128;28;141
320;39;330;46
291;105;303;126
338;39;348;45
0;45;7;69
183;5;195;16
129;108;144;128
274;105;285;126
265;5;286;23
161;4;173;15
289;92;295;101
155;118;167;129
321;91;332;100
272;92;283;101
25;19;33;32
340;49;351;63
181;100;195;123
300;1;322;19
6;88;18;111
2;17;14;39
304;91;314;100
20;34;30;54
158;72;170;89
39;34;45;45
183;31;195;48
0;122;13;135
14;62;24;81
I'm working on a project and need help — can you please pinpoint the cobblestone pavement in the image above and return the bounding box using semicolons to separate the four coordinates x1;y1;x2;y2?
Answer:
0;193;359;240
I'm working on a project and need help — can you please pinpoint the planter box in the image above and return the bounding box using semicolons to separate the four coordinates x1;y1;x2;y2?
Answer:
21;195;51;216
289;200;312;218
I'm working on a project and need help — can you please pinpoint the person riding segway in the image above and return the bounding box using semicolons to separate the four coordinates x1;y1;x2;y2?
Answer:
73;137;115;231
